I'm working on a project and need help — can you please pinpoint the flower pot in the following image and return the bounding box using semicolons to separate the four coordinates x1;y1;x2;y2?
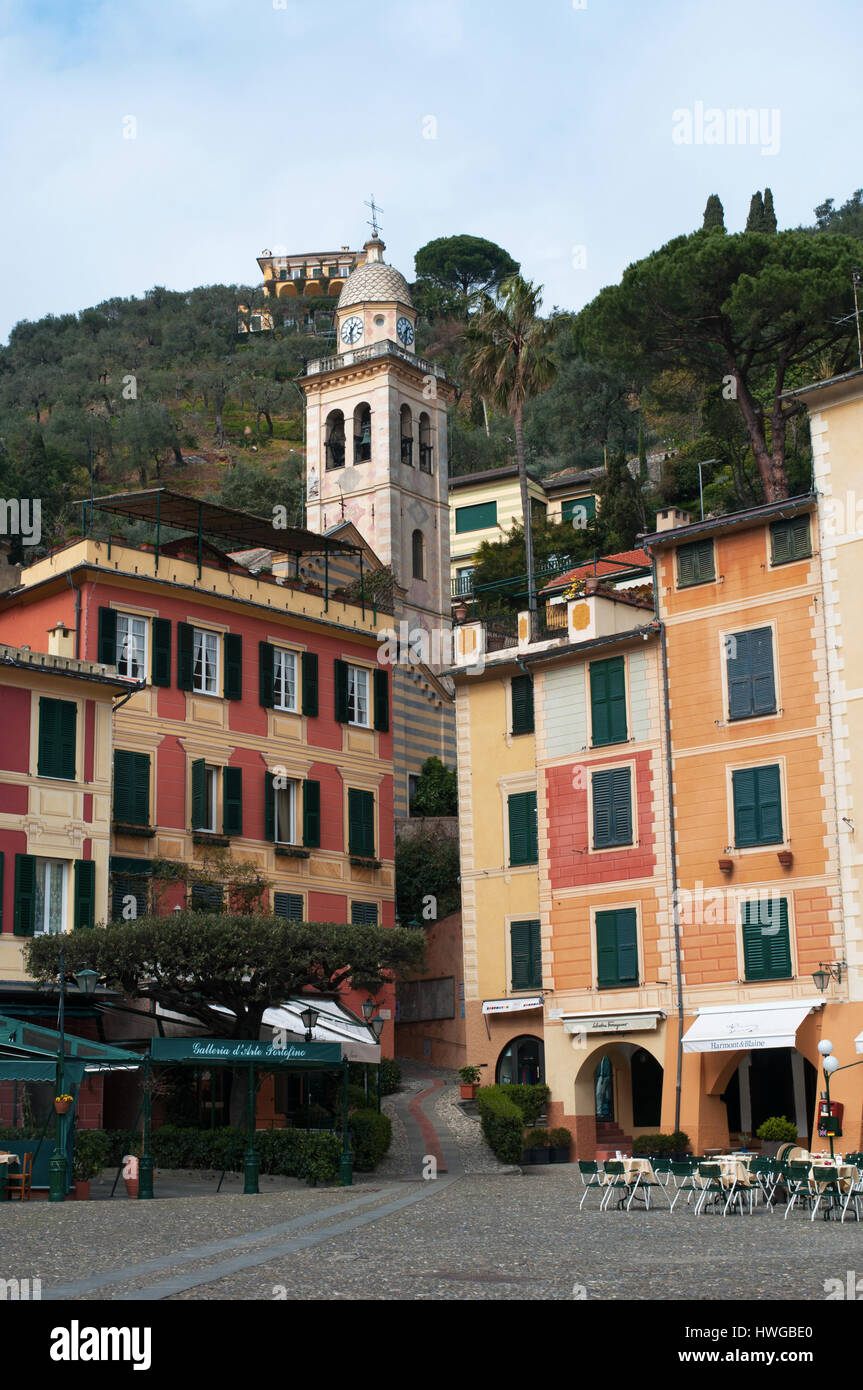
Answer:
53;1099;72;1115
459;1083;478;1100
777;850;794;867
72;1180;91;1201
549;1145;571;1164
124;1179;139;1199
718;858;733;874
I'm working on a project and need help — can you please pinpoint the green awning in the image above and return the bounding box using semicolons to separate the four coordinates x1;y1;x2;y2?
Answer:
0;1013;141;1070
0;1059;86;1084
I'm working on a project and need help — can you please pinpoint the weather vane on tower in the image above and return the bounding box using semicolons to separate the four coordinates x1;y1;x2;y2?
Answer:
365;195;384;239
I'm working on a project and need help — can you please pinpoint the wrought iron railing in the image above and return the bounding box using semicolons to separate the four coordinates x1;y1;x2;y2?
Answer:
305;340;447;379
451;573;475;597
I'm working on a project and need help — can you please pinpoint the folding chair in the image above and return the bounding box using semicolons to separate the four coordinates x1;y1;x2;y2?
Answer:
626;1164;670;1212
667;1159;700;1212
694;1163;726;1216
748;1157;776;1210
4;1152;33;1202
577;1160;605;1211
599;1160;630;1211
783;1161;815;1219
841;1165;863;1224
811;1165;845;1223
651;1157;673;1188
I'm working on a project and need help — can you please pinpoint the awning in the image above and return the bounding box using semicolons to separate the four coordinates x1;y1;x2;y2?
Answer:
682;998;825;1053
0;1059;86;1085
482;996;543;1016
0;1013;142;1071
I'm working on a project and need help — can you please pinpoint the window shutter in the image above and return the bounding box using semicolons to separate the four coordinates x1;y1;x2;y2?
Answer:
728;629;775;719
58;701;77;780
191;883;223;913
74;859;96;929
727;630;753;720
750;628;776;716
258;642;275;708
790;515;812;559
742;899;791;980
678;539;714;586
511;675;534;735
373;668;389;732
756;764;783;844
351;901;379;925
771;515;811;564
224;633;243;700
38;698;77;779
301;652;318;717
511;919;541;991
264;770;275;842
274;892;304;921
111;874;148;922
177;622;194;691
616;909;639;984
222;766;243;836
131;753;150;826
98;607;117;665
508;792;537;866
592;768;632;847
190;758;206;831
114;749;149;825
151;618;171;687
13;854;35;936
595;911;619;987
590;657;627;746
303;779;321;848
348;788;374;857
334;659;349;723
732;767;757;846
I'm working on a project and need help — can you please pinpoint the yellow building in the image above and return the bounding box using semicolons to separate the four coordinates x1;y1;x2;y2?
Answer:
449;466;547;602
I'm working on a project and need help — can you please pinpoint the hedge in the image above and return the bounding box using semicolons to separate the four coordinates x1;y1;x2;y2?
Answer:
349;1109;392;1171
478;1084;550;1127
476;1088;523;1164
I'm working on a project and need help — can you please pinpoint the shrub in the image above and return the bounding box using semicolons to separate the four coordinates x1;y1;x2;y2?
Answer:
72;1130;112;1182
479;1083;550;1127
476;1087;523;1164
669;1130;690;1153
632;1132;691;1156
756;1116;798;1143
525;1128;550;1147
458;1066;481;1085
380;1058;401;1095
350;1109;392;1171
548;1128;572;1149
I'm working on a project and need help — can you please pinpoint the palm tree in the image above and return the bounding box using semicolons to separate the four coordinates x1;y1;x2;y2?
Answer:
463;276;556;615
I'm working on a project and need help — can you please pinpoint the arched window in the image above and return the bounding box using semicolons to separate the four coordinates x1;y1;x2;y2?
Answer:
418;412;433;473
324;410;345;470
354;403;372;463
412;529;425;580
400;404;413;466
496;1035;545;1086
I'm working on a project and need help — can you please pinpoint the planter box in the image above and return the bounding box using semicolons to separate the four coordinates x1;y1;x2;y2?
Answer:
459;1083;478;1100
72;1180;91;1201
521;1147;550;1165
548;1146;571;1164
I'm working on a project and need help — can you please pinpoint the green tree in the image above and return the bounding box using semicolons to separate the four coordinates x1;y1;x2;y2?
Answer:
595;450;644;552
414;234;519;309
411;756;458;817
812;188;863;239
702;194;726;231
395;826;460;923
211;457;303;529
469;514;597;616
463;276;557;612
746;191;766;232
763;187;777;234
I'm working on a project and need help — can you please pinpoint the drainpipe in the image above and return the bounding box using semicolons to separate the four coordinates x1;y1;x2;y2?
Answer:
652;550;685;1133
66;573;81;660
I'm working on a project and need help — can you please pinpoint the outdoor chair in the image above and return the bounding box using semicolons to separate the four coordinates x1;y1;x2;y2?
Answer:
693;1162;751;1216
841;1165;863;1224
783;1161;816;1219
625;1164;669;1212
651;1157;673;1187
810;1165;845;1222
599;1160;630;1211
748;1157;777;1210
4;1152;33;1201
577;1160;605;1210
667;1159;700;1211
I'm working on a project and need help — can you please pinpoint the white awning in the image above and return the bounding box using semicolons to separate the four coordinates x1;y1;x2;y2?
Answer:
482;996;543;1016
855;1030;863;1056
682;998;825;1053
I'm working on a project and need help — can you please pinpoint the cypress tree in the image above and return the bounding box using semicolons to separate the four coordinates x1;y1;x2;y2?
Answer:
746;191;765;232
763;187;777;234
702;194;726;231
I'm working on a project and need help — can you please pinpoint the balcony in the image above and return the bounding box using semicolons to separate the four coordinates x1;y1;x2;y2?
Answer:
305;339;447;380
451;572;475;598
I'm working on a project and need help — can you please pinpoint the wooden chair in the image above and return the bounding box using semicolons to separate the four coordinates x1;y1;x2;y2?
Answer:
5;1152;34;1201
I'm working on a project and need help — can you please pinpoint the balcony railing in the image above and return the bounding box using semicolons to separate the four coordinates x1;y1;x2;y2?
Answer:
484;617;519;652
305;339;447;379
451;573;475;597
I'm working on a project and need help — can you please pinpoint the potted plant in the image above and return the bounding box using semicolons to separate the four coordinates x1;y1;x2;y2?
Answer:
548;1128;572;1164
523;1129;551;1165
53;1094;74;1115
738;1131;752;1153
458;1065;481;1100
756;1115;798;1158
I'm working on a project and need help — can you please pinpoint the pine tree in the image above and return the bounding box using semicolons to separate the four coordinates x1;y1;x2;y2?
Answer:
637;417;649;482
763;187;777;234
702;194;726;231
746;191;765;232
596;451;644;553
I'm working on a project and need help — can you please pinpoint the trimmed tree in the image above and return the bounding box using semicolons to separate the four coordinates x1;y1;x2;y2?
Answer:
702;194;726;231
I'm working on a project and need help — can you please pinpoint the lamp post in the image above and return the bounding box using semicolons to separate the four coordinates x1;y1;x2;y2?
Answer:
818;1040;840;1159
370;1014;385;1112
49;958;100;1202
299;1004;320;1043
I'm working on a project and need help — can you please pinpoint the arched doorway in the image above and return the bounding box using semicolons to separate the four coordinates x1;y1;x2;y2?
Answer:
631;1047;663;1127
721;1048;817;1142
594;1055;614;1120
496;1035;545;1086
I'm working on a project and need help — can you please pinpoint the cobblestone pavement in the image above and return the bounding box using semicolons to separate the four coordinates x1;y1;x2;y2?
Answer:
2;1166;860;1302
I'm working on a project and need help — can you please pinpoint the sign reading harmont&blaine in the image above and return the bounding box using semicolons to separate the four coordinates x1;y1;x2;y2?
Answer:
149;1037;343;1065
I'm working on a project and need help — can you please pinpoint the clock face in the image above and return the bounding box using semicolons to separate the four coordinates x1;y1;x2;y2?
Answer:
340;315;364;345
396;316;414;346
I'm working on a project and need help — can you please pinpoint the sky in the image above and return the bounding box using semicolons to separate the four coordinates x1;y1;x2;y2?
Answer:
1;0;861;342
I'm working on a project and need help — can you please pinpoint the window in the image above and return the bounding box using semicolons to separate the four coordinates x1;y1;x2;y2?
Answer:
592;767;633;848
408;773;420;815
191;883;224;913
113;750;151;826
418;413;433;473
455;501;497;534
531;498;547;527
771;515;811;565
595;908;639;987
111;873;149;922
291;266;303;280
354;403;372;463
562;495;597;526
732;765;783;847
351;901;378;925
348;788;375;858
590;656;627;746
339;265;351;278
726;628;776;719
116;614;147;680
201;767;219;832
274;780;298;845
37;698;76;780
274;649;298;712
400;405;413;465
677;538;715;587
325;409;346;470
510;919;541;990
347;665;370;727
453;567;475;597
274;892;304;921
412;530;425;580
193;629;219;695
511;674;534;736
508;791;538;866
14;855;92;934
34;859;67;936
741;898;792;980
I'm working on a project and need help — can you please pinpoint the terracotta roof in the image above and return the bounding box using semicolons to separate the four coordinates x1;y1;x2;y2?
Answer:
540;548;651;594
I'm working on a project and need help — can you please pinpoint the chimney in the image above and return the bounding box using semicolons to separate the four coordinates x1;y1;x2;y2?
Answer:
656;507;692;533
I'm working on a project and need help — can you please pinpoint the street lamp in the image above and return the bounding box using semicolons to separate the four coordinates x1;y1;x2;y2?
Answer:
817;1039;863;1160
361;999;375;1022
370;1016;385;1041
74;969;99;996
299;1004;319;1042
812;960;847;992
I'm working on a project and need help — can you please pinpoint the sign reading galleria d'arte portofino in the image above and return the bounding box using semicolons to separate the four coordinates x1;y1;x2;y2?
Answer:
149;1038;343;1064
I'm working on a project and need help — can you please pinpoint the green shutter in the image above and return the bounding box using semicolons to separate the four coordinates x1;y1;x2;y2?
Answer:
596;909;639;987
733;765;782;847
742;899;791;980
177;622;194;691
303;779;321;848
508;791;538;866
455;500;497;534
562;495;597;525
74;859;96;929
301;652;318;717
596;911;619;987
224;633;243;700
756;764;783;844
590;657;627;746
771;515;811;565
264;770;275;842
511;675;535;735
334;659;349;723
190;758;206;831
592;768;632;848
348;788;375;857
222;766;243;836
351;901;379;925
511;919;541;991
616;909;639;984
259;642;275;708
373;668;389;732
13;854;35;936
677;539;715;587
151;618;171;687
728;628;775;720
98;607;117;665
37;698;76;780
274;892;304;921
113;750;150;826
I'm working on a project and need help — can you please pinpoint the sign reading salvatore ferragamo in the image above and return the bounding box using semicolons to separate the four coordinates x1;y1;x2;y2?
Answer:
149;1037;343;1064
563;1012;663;1035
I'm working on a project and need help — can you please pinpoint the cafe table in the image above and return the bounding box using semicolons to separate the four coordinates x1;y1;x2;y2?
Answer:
618;1156;670;1209
0;1151;20;1201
